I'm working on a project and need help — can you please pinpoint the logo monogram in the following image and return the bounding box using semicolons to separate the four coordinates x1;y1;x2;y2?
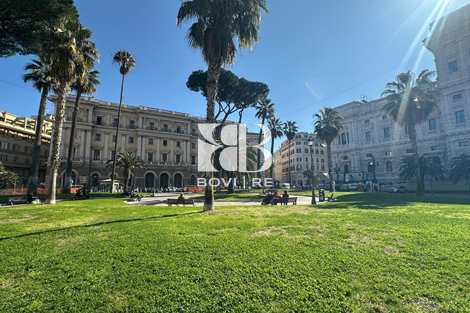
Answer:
198;123;272;173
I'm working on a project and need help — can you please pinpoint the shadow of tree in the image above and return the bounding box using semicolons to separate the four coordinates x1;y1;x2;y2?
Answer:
0;211;201;242
319;192;470;210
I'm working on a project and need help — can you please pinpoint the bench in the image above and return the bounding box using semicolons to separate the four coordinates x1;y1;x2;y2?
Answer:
167;199;195;206
7;197;28;205
272;197;297;205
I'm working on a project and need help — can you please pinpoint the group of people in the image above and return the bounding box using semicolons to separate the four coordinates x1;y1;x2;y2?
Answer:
262;190;290;205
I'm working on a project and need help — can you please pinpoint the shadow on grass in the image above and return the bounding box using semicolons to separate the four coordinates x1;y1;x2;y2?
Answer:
0;211;201;242
320;192;470;210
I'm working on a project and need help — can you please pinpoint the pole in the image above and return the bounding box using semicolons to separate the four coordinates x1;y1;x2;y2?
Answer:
110;74;125;193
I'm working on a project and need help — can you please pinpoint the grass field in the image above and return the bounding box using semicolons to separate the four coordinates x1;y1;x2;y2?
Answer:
0;193;469;312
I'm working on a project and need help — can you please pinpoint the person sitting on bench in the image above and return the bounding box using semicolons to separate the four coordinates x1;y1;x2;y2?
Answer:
282;191;289;205
262;192;274;205
271;191;281;205
177;193;185;205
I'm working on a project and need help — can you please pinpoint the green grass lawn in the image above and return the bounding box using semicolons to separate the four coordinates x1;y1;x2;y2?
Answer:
0;193;469;312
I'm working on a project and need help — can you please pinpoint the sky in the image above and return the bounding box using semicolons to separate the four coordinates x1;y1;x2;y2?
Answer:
1;0;470;134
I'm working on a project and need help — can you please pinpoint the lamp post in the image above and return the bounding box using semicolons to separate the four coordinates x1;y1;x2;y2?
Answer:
308;141;316;206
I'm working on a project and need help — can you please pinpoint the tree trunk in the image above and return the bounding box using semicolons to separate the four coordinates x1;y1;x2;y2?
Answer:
27;87;48;200
203;61;221;212
64;90;82;193
125;168;130;194
111;74;125;193
409;125;424;196
257;115;266;174
269;135;275;178
327;143;334;192
48;82;69;204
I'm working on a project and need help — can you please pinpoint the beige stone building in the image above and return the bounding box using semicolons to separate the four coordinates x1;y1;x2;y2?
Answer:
0;111;53;185
273;132;328;187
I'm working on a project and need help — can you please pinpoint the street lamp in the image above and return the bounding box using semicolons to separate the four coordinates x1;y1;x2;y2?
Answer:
308;141;316;206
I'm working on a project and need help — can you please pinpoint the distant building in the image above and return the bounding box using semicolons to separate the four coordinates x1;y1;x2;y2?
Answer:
273;132;328;187
329;4;470;186
0;111;52;185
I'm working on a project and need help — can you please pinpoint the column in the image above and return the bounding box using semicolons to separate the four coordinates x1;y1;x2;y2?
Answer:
104;133;109;161
137;136;142;158
85;130;92;161
79;130;85;161
141;137;146;161
121;135;126;153
156;138;160;163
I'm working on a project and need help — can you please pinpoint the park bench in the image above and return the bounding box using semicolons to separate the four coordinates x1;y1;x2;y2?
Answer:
167;199;195;206
7;197;28;205
272;197;297;205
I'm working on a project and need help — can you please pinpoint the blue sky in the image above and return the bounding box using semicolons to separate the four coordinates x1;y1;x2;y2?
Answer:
1;0;469;133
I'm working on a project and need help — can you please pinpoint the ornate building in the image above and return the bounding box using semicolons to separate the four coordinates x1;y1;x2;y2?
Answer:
330;4;470;186
274;132;328;187
0;111;52;185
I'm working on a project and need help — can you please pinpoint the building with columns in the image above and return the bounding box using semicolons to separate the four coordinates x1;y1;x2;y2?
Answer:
58;97;202;191
329;4;470;187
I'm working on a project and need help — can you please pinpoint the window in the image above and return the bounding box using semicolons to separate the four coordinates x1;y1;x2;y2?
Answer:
386;160;393;172
163;124;169;132
341;133;347;145
448;60;459;73
176;141;181;148
93;149;100;161
385;151;392;157
96;116;103;125
112;118;118;127
147;152;153;162
129;120;136;129
148;138;154;145
455;110;465;124
191;143;196;149
191;155;196;165
113;135;117;143
428;118;437;131
452;93;463;102
176;154;181;163
162;153;168;162
458;140;470;147
95;133;101;142
163;140;168;147
176;126;182;134
128;136;134;144
365;131;371;144
149;122;155;130
383;127;391;140
111;150;116;160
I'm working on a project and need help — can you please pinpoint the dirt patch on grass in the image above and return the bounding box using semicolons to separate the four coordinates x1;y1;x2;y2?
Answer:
108;292;129;311
56;236;82;249
0;276;13;289
410;297;438;312
253;226;288;238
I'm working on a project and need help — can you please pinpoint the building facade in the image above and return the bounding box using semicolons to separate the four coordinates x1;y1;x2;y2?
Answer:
274;132;328;187
0;111;53;185
57;97;259;191
329;4;470;186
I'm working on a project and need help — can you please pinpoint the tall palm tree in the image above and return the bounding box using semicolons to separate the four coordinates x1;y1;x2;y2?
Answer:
314;108;343;192
382;70;437;196
110;50;136;193
450;154;470;192
64;25;99;193
267;116;283;178
47;19;80;204
283;120;298;186
255;97;274;171
23;57;54;199
177;0;268;212
106;152;143;194
400;155;444;193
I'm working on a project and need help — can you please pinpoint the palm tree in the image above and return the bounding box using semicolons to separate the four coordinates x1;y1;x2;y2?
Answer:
283;121;298;186
110;50;136;193
177;0;268;212
255;97;275;171
401;155;444;193
450;154;470;192
64;25;99;193
267;116;283;178
382;70;437;196
106;152;143;194
314;108;343;192
23;57;54;199
47;19;80;204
